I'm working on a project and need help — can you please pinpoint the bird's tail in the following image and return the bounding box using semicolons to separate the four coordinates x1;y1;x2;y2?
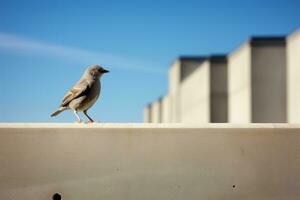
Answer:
51;107;68;117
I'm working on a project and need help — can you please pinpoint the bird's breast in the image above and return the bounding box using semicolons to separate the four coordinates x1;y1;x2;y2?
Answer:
77;81;100;111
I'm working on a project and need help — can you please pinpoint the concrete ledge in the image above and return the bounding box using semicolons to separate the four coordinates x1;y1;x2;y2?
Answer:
0;123;300;200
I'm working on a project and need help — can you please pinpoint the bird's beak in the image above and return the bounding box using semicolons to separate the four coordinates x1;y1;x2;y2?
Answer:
102;69;109;73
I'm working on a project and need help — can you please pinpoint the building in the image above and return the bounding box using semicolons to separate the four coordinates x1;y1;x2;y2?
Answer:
287;29;300;123
150;98;162;123
179;56;228;123
145;56;228;123
145;28;300;123
143;104;151;123
161;94;171;123
228;37;286;123
169;57;207;123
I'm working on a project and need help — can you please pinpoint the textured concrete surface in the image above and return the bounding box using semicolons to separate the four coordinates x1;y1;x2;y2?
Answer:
1;123;300;200
287;28;300;122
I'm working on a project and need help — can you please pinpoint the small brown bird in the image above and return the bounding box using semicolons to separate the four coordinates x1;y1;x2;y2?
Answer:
51;64;109;123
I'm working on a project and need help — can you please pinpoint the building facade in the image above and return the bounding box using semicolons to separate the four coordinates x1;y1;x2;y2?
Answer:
145;28;300;123
228;37;287;123
287;29;300;122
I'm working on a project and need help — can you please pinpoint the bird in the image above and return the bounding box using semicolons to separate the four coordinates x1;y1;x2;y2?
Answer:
51;64;109;123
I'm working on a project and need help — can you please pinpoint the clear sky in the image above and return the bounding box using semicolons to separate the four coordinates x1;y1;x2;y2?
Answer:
0;0;299;122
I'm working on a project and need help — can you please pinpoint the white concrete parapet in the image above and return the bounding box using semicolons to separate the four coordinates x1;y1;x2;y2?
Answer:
0;123;300;200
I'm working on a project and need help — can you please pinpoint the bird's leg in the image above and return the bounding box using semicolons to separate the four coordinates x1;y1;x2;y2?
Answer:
83;110;94;123
73;110;83;123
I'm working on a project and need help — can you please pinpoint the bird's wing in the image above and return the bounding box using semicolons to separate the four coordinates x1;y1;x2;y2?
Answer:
60;79;89;107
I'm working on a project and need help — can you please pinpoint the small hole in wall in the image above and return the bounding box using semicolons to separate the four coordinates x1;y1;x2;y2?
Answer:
52;193;61;200
232;185;236;188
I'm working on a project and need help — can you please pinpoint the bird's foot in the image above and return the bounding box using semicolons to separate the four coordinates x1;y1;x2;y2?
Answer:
86;120;94;124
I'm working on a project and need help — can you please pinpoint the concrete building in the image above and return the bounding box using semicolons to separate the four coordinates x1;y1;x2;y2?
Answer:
169;57;207;122
150;98;162;123
161;94;171;123
146;55;228;123
180;56;228;123
145;96;170;123
144;30;300;124
143;104;151;123
287;28;300;122
228;37;287;123
209;56;228;122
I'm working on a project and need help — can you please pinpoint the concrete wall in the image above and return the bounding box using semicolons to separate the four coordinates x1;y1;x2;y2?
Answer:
251;39;287;122
228;43;252;122
143;105;151;123
210;57;228;122
1;123;300;200
287;29;300;122
180;61;210;123
161;94;171;123
150;99;162;123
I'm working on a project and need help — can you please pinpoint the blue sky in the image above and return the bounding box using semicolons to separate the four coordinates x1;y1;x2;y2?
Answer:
0;0;299;122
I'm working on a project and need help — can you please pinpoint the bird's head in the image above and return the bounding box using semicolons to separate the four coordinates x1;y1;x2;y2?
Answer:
85;64;109;79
